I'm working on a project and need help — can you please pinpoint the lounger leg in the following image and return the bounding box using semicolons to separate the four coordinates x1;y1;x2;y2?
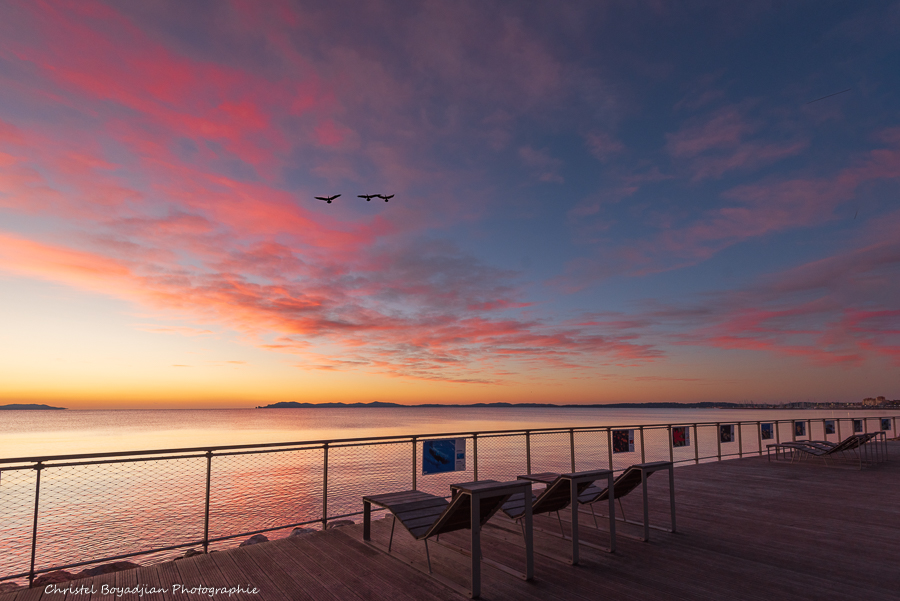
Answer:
668;464;676;533
523;486;534;581
363;500;371;541
642;468;650;542
424;539;432;574
570;479;579;565
590;504;599;529
556;511;565;537
471;492;482;599
388;515;396;552
608;473;616;554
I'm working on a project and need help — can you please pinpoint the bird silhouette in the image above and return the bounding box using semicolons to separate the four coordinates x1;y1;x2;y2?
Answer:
377;194;394;202
358;194;378;201
315;194;341;204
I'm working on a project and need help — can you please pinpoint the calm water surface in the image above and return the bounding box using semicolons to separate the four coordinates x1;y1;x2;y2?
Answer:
2;407;895;458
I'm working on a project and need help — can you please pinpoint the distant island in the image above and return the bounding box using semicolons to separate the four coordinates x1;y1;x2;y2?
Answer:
0;403;67;410
257;400;899;409
257;401;744;409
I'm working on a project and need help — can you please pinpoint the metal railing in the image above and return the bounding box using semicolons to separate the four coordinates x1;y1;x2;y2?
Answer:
1;414;896;586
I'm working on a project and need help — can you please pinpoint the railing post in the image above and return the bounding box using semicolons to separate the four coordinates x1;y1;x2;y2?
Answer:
606;428;613;470
525;431;531;475
738;422;743;458
692;424;699;464
716;423;722;461
757;421;762;456
412;437;418;491
791;420;796;442
28;462;42;587
203;451;212;553
473;434;479;481
322;443;329;530
837;418;842;441
775;421;780;444
639;426;646;463
668;425;673;463
822;418;827;441
569;429;576;473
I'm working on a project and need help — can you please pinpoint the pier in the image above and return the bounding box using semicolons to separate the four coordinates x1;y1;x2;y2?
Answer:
2;442;897;600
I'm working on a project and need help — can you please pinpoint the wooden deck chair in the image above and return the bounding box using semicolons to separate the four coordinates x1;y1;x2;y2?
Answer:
500;469;616;563
363;480;533;599
500;473;588;526
577;461;676;542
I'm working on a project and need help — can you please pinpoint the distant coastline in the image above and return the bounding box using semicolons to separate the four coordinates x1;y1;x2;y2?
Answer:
0;403;67;410
257;401;746;409
256;400;899;410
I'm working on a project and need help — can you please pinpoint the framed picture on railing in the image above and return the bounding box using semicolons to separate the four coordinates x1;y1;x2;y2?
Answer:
824;420;836;435
719;424;734;443
881;418;892;431
853;419;863;433
612;429;634;453
760;423;774;440
672;426;690;448
794;421;806;437
422;438;466;475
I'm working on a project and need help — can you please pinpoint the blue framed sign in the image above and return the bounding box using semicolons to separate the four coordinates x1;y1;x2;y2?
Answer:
422;438;466;475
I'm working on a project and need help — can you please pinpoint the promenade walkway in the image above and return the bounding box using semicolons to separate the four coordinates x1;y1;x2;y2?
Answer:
2;442;897;600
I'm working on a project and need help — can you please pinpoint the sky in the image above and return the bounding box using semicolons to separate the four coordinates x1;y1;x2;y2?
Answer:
0;1;898;409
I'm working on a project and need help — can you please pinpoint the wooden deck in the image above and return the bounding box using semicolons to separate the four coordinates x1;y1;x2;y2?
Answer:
3;443;899;600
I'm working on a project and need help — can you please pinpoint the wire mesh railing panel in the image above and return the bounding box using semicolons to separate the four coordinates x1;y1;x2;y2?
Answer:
696;425;718;462
775;421;791;443
738;423;760;455
0;468;36;580
790;420;809;441
641;427;670;464
327;442;410;521
476;434;527;482
209;448;323;539
669;425;696;464
573;430;609;471
34;457;206;572
529;431;572;474
609;427;640;471
716;423;739;457
416;437;475;497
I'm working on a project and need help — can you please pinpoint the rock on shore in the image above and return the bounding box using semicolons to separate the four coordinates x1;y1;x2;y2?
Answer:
32;562;139;587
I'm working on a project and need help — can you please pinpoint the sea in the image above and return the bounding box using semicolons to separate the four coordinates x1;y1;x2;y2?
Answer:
1;406;896;582
3;406;895;458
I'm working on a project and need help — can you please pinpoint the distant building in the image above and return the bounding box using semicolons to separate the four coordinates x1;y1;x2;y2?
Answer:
862;396;886;407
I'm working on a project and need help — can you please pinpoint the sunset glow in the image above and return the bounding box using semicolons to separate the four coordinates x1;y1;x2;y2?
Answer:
1;2;898;408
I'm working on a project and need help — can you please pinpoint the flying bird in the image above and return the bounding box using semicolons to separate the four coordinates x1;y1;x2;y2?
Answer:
358;194;378;201
377;194;394;202
315;194;341;204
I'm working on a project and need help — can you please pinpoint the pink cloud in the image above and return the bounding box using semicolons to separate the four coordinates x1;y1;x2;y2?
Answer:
666;107;752;157
518;146;564;183
585;132;624;162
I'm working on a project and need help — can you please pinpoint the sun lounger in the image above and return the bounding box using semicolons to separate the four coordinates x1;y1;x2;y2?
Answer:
577;461;676;542
363;480;533;598
767;433;886;468
502;469;615;564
